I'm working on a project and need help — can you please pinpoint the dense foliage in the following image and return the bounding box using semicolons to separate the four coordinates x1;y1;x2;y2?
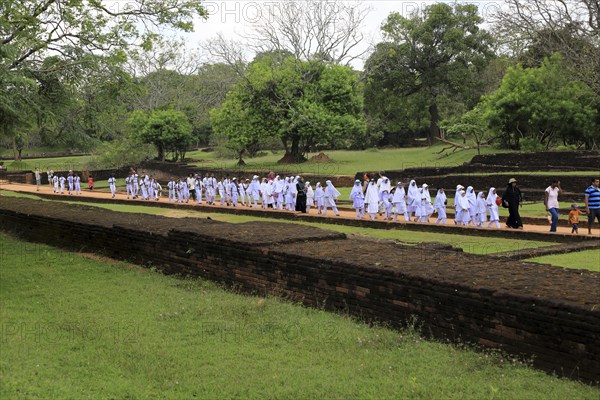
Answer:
2;0;599;162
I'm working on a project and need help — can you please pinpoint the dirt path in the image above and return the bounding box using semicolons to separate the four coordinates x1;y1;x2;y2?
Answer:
2;182;599;237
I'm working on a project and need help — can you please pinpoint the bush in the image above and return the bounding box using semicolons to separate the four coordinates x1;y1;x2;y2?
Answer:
86;139;156;169
519;137;545;152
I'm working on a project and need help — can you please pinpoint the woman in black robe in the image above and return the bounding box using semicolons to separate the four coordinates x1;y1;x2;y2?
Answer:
295;177;307;213
502;178;523;229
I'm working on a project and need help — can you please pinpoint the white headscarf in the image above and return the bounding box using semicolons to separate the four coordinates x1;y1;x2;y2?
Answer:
306;182;314;198
325;180;340;199
457;190;469;209
315;182;324;198
365;180;379;204
476;191;487;214
466;186;477;207
392;182;406;203
407;179;419;201
350;180;363;199
454;184;464;207
486;187;497;206
379;177;391;194
422;184;431;203
434;189;446;208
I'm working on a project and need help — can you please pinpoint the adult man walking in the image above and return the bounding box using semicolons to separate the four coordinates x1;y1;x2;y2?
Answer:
585;177;600;235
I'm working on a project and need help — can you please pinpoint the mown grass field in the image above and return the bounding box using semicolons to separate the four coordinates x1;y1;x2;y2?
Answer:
1;232;598;399
185;145;511;175
2;155;93;172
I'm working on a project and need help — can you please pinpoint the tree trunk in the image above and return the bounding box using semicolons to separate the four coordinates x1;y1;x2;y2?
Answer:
428;100;441;146
157;143;165;162
12;137;18;161
278;133;307;164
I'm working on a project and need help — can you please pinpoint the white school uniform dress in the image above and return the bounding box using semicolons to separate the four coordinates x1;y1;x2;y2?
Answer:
249;177;260;200
75;175;81;194
466;186;477;222
108;177;116;197
350;183;365;210
148;179;155;199
365;182;379;214
67;175;74;193
168;180;176;202
314;183;325;210
392;184;408;214
434;189;447;222
407;180;419;213
456;192;471;225
476;192;488;225
265;181;274;206
125;176;132;197
230;181;239;206
273;177;284;209
238;181;246;205
132;174;139;197
140;179;148;200
154;181;162;200
422;184;434;216
486;187;500;224
305;183;314;210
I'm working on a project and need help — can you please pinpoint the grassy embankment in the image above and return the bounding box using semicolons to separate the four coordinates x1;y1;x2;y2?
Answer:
1;232;598;399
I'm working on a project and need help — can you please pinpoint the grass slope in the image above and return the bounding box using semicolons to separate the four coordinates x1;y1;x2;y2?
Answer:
0;233;597;399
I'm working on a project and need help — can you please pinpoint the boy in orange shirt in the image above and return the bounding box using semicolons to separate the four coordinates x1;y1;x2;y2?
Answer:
568;203;582;234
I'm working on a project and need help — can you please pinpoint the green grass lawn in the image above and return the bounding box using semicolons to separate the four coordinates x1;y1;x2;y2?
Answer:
527;250;600;272
1;232;597;399
0;146;76;158
3;155;94;172
0;190;555;257
186;144;510;176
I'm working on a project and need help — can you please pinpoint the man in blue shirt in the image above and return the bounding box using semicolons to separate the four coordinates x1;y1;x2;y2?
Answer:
585;177;600;235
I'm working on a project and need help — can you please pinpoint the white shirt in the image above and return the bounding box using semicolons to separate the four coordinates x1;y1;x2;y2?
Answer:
545;186;560;209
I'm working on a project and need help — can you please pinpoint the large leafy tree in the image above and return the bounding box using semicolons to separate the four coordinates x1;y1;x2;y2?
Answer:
364;3;495;144
211;53;366;163
493;0;600;96
129;109;193;162
480;54;599;150
0;0;206;159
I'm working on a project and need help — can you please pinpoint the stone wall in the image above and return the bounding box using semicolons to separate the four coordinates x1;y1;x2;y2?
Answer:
1;198;599;384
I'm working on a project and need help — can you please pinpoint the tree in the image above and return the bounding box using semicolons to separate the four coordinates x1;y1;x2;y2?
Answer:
480;54;599;150
493;0;600;95
129;109;193;161
439;106;497;155
365;3;495;144
0;0;207;159
210;54;366;163
243;0;370;66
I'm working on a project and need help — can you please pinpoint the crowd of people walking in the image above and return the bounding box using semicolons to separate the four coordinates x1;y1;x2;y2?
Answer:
34;168;600;234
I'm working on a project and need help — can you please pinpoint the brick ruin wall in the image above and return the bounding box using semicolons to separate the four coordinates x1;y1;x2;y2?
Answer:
0;198;599;384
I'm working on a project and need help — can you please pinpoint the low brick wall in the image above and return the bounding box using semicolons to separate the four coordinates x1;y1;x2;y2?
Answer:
1;198;599;383
14;189;600;243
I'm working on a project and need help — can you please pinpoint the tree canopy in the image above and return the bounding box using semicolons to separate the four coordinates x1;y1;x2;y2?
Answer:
364;3;495;144
211;54;366;163
480;54;599;150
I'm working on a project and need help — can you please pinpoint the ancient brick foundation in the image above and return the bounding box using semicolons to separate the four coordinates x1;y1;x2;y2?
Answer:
1;198;599;384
